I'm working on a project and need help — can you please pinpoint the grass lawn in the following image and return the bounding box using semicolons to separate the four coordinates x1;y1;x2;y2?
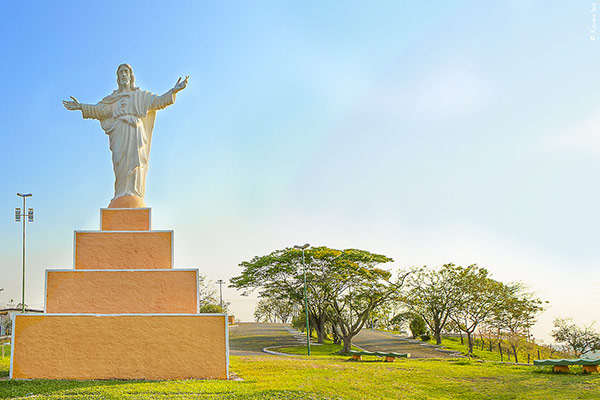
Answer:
275;342;360;358
426;336;565;363
1;351;600;399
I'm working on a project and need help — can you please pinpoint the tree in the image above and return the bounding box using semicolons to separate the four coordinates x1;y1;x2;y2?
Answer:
230;247;331;343
491;282;545;363
321;248;408;353
403;264;464;345
449;265;502;355
254;297;296;323
409;315;427;339
551;318;600;357
230;246;406;351
198;273;230;313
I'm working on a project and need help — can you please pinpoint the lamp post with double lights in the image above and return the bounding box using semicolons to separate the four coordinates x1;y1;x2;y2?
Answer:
294;243;311;355
15;193;34;313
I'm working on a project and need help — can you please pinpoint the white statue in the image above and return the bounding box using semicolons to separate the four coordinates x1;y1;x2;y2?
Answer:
63;64;188;208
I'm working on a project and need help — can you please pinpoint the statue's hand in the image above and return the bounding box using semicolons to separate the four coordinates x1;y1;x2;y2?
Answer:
172;76;189;94
63;96;81;111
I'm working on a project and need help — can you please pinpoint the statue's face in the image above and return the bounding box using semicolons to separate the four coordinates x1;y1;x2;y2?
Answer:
118;67;131;86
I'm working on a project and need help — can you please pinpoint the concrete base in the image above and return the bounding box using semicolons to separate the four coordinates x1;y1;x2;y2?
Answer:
11;314;228;380
583;365;599;373
45;269;198;314
74;231;173;269
11;207;228;380
101;208;151;231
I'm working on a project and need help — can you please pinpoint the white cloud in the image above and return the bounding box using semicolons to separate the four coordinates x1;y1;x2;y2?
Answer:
411;60;492;119
541;107;600;156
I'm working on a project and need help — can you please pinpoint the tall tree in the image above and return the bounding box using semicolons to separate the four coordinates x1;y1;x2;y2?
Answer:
254;297;296;323
490;282;545;363
551;318;600;357
403;264;464;344
230;246;332;343
319;248;408;353
230;246;405;351
449;265;502;355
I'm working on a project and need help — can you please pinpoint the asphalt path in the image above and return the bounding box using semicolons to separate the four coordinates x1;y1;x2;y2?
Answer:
354;329;461;359
229;322;303;356
230;323;461;358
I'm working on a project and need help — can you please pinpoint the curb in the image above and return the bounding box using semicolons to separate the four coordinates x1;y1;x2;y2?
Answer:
263;345;301;356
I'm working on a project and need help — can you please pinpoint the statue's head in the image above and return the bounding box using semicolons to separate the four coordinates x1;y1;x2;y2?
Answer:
116;63;136;91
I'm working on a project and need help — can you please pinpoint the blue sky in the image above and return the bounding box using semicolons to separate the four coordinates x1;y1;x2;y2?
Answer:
1;1;599;342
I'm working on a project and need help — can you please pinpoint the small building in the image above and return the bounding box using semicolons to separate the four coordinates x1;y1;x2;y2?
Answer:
0;308;44;336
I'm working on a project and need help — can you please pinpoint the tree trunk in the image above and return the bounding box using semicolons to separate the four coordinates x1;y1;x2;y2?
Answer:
499;342;503;361
331;322;341;345
459;331;464;345
511;344;518;363
310;314;327;344
489;339;492;352
316;321;326;344
467;332;474;354
433;319;442;345
341;336;352;354
435;331;442;345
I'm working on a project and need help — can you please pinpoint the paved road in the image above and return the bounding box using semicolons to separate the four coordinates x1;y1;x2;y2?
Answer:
229;323;461;358
354;329;461;359
229;322;302;356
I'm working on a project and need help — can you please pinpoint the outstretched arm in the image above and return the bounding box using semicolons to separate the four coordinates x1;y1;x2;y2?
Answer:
151;76;189;111
63;96;110;120
63;96;82;111
171;76;189;95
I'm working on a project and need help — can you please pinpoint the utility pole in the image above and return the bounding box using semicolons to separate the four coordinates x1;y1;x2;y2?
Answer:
15;193;33;313
216;279;225;311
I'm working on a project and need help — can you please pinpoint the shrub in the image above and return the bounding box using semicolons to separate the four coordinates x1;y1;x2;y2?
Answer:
409;315;427;339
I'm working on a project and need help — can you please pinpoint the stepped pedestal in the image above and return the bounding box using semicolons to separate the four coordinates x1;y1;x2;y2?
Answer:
11;208;228;380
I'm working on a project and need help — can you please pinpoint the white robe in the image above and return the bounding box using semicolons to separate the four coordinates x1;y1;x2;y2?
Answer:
81;88;175;199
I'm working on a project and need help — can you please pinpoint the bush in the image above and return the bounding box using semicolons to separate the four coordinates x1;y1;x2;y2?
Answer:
420;334;431;342
409;316;427;339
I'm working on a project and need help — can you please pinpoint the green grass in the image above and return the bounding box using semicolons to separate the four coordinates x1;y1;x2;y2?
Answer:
1;352;600;399
275;343;360;358
427;336;566;363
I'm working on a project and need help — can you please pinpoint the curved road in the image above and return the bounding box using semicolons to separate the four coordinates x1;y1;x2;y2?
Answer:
229;323;460;358
353;329;460;358
229;322;303;356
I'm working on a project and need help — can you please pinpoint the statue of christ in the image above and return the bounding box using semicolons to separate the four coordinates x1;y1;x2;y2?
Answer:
63;64;188;208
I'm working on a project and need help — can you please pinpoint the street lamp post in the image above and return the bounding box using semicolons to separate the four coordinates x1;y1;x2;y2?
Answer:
15;193;33;313
294;243;311;356
216;279;225;311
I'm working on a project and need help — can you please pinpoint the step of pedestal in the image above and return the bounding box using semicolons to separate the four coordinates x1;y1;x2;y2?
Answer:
11;314;228;380
45;269;198;314
74;231;173;269
101;208;151;231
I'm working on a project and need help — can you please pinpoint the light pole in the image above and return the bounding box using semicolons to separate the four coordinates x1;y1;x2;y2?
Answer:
216;279;225;311
294;243;311;356
15;193;33;313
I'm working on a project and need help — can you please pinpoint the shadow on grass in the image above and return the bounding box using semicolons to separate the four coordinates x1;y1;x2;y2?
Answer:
0;380;338;400
0;379;135;399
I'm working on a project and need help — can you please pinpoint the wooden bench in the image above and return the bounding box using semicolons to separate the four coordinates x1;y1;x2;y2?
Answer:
534;358;600;373
349;350;410;362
